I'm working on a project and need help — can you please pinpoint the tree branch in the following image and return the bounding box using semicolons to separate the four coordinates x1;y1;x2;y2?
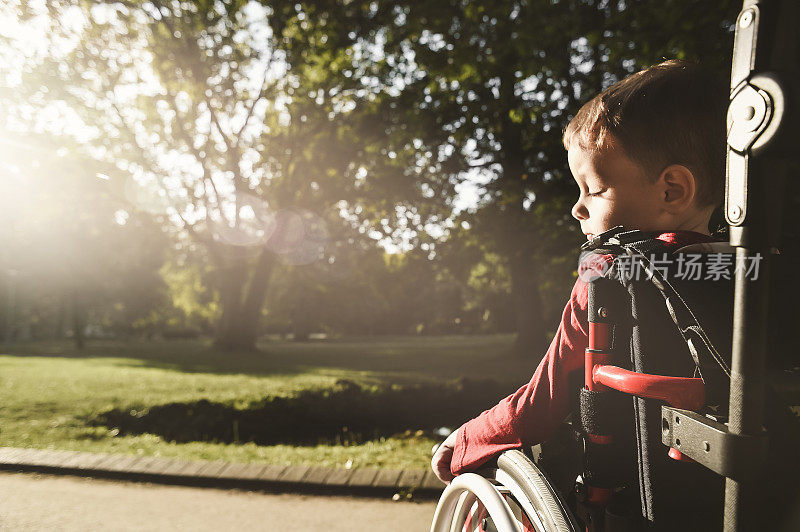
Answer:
165;90;231;225
467;160;500;169
206;99;234;153
234;56;275;143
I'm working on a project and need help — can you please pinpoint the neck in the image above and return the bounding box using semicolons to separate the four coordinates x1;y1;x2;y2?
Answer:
675;208;713;235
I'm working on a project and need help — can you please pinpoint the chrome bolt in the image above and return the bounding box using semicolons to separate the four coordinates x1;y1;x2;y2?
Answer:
741;105;756;121
740;10;753;28
729;205;743;221
598;307;608;319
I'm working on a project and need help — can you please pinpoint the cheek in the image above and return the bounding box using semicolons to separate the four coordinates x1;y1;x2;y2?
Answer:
592;202;616;223
618;195;657;227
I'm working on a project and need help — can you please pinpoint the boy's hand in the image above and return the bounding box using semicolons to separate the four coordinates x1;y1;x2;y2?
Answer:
430;430;458;483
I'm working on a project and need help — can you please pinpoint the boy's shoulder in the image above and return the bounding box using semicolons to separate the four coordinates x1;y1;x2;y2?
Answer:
577;227;725;284
581;226;723;255
672;241;735;254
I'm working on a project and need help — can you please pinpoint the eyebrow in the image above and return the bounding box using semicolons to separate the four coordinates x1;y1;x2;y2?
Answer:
574;172;606;186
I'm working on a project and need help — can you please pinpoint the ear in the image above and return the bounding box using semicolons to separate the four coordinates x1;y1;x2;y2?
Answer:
657;164;696;213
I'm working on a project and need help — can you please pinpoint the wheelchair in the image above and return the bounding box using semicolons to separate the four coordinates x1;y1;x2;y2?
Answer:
430;233;799;531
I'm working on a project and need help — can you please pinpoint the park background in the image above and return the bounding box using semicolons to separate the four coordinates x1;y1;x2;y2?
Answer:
0;0;743;472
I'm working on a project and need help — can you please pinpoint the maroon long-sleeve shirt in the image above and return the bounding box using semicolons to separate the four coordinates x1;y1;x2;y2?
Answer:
450;230;722;475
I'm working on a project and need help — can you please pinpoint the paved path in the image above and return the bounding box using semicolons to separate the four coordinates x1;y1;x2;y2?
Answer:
0;472;438;531
0;447;445;498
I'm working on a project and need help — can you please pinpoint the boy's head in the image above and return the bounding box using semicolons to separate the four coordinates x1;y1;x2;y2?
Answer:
563;60;728;239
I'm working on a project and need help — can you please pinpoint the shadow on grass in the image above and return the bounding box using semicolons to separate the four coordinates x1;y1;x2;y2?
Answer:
88;378;513;446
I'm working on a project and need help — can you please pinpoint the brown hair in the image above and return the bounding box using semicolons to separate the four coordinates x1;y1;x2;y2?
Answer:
563;60;727;207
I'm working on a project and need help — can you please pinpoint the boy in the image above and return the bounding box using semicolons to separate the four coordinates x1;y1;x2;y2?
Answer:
431;60;728;482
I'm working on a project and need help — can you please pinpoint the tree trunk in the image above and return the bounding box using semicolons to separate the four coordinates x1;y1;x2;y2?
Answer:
4;272;15;345
71;294;85;350
496;63;547;355
213;252;248;350
213;247;275;351
508;249;548;356
55;296;67;339
236;248;276;348
290;284;313;341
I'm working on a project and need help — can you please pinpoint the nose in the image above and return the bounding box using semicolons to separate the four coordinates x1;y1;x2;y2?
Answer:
571;198;588;221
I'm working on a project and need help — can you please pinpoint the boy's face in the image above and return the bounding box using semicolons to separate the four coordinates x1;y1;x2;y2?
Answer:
568;138;667;240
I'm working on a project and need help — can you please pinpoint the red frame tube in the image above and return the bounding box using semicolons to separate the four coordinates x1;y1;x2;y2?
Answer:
588;322;610;351
584;321;616;513
591;365;705;412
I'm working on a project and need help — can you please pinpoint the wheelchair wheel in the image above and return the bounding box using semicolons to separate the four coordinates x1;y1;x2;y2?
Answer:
490;450;579;532
429;450;580;532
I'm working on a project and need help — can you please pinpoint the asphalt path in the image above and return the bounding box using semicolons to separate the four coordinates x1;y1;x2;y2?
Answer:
0;472;438;531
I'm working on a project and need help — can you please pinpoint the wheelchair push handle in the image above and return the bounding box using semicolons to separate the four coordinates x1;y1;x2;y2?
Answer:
584;348;704;467
589;361;705;463
590;364;705;412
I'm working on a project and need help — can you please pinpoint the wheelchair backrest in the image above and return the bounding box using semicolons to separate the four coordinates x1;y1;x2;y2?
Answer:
590;235;798;529
610;247;733;528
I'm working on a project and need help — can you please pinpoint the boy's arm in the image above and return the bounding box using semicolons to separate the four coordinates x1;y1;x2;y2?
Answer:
447;272;597;476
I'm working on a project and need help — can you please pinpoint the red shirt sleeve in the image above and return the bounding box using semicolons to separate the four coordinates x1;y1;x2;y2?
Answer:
450;257;608;475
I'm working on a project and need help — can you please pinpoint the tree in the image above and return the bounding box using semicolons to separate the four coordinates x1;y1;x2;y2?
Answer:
7;0;398;349
298;0;740;353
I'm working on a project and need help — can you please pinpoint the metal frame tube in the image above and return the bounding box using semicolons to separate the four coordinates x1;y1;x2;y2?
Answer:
723;240;771;530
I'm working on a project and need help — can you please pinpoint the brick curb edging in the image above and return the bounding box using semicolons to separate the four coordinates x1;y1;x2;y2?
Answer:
0;447;445;498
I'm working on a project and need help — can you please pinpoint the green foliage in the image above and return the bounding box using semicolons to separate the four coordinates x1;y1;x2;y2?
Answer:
265;244;471;336
158;259;220;330
288;0;740;348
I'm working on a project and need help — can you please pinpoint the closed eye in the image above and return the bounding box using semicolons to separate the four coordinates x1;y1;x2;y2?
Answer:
587;189;604;196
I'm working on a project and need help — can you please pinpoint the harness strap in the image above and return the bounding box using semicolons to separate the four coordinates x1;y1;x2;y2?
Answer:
622;242;732;379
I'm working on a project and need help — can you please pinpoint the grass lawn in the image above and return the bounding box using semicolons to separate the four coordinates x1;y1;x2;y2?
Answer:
0;335;537;470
